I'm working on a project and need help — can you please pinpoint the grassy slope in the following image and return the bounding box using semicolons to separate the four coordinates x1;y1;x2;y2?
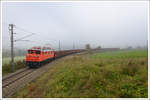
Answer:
2;56;26;75
14;50;148;98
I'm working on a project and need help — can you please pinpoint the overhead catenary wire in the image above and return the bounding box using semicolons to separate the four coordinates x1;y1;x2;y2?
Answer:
16;27;62;50
15;25;37;35
14;26;58;44
15;25;61;42
14;33;35;42
7;24;79;51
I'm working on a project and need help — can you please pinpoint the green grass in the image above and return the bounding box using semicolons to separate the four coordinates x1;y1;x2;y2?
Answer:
91;50;148;59
2;56;25;65
2;56;26;75
14;50;148;98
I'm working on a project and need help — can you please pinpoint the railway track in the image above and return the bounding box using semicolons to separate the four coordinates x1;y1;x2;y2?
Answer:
2;68;29;81
3;51;89;98
3;62;56;97
2;68;35;88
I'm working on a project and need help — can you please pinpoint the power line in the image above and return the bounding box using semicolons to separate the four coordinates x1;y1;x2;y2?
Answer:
14;33;35;42
12;25;60;43
15;25;37;35
9;24;77;51
15;25;60;42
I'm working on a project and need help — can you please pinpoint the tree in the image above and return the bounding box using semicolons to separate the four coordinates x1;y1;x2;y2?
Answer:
97;46;101;50
127;46;132;50
85;44;91;49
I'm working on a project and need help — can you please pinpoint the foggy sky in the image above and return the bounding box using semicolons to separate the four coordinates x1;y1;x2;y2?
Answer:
2;1;148;50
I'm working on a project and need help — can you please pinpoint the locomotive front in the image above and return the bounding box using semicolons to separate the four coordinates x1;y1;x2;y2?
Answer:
26;46;55;68
26;47;42;68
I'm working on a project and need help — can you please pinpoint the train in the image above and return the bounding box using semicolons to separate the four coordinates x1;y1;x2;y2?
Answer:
26;46;86;68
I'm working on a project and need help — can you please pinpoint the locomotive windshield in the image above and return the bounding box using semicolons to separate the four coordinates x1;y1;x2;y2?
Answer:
28;50;41;54
36;51;41;54
28;50;34;54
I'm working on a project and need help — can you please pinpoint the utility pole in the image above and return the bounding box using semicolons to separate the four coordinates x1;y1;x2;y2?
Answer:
9;24;15;72
73;43;75;49
9;24;35;72
59;40;61;51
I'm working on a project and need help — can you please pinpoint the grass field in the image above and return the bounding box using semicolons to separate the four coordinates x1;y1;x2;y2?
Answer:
2;56;25;65
14;50;148;98
91;50;147;59
2;56;26;75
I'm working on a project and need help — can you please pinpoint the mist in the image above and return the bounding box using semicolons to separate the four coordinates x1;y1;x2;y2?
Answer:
2;1;148;51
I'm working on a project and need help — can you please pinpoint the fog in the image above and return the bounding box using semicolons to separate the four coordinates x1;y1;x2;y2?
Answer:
2;1;148;50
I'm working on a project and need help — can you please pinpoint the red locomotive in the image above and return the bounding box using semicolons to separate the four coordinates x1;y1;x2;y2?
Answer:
26;46;55;68
26;46;86;68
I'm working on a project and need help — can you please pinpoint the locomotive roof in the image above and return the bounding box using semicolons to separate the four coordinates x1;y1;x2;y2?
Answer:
28;47;54;51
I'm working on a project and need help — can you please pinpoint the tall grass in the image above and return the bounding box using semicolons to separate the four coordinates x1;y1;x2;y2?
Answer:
14;50;148;98
2;56;26;75
2;56;25;65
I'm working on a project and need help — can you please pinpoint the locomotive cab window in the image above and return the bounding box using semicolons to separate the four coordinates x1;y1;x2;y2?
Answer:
36;51;41;54
28;50;34;54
